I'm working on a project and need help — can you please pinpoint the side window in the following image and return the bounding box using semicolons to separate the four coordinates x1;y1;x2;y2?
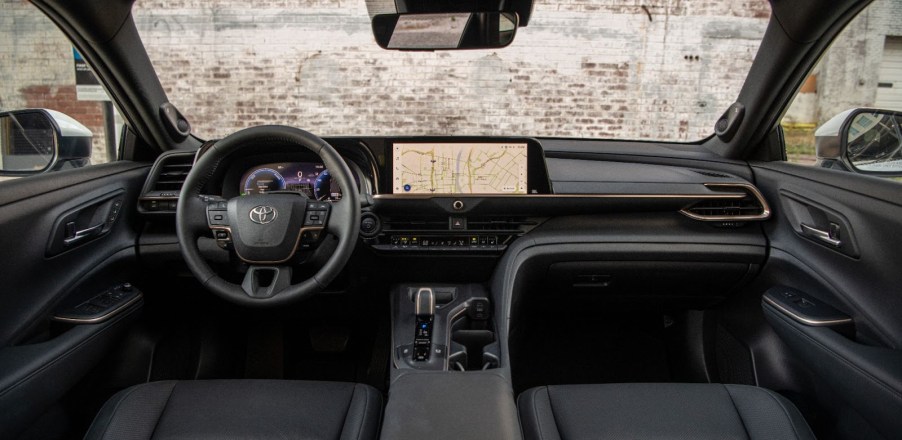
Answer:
0;2;123;181
782;0;902;181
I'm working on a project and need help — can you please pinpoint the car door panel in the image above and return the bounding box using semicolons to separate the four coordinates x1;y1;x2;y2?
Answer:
0;162;149;438
0;161;149;345
751;161;902;438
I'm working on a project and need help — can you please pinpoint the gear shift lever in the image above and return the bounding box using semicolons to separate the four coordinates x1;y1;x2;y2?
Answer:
413;287;435;361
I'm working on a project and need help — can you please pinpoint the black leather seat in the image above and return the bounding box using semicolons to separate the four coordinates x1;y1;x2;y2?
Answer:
518;383;815;440
84;380;382;440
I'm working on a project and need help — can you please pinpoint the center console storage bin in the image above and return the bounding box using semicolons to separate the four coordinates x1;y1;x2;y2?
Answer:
380;372;521;440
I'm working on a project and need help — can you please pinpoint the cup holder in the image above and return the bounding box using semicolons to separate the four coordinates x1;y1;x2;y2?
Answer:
448;316;499;371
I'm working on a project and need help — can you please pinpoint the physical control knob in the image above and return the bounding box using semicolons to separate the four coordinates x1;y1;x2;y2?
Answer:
359;213;380;238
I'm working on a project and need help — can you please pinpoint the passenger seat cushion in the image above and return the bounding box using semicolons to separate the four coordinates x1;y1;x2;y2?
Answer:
517;383;815;440
84;380;382;440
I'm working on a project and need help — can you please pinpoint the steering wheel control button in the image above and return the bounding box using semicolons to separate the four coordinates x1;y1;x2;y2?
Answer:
300;230;323;249
303;203;329;227
208;211;228;225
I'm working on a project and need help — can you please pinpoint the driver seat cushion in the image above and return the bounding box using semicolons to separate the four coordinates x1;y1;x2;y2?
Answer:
518;383;816;440
84;380;382;440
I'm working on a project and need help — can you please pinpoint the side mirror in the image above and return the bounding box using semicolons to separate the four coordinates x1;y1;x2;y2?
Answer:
0;109;92;176
372;12;518;51
815;108;902;176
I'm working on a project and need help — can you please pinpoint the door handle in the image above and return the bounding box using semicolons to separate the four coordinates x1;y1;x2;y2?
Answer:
801;223;842;247
63;223;104;247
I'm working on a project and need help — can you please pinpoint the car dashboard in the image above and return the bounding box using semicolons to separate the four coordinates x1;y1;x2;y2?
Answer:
136;135;770;305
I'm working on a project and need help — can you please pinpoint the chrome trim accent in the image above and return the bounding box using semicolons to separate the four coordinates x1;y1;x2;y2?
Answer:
373;192;746;200
249;205;278;224
679;183;772;222
801;223;842;247
415;288;436;317
763;296;853;327
52;292;143;325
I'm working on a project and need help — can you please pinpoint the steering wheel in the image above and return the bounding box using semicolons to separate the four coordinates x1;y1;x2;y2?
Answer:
176;126;360;307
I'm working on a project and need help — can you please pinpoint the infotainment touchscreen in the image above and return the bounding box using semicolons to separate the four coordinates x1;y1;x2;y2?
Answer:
392;142;528;194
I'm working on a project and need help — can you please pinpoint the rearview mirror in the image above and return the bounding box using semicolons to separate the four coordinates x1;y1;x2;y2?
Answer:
372;12;518;50
815;108;902;176
0;109;92;176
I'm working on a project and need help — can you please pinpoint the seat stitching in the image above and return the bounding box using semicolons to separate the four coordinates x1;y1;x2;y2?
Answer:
356;385;371;440
90;386;140;440
760;388;804;440
544;387;564;440
148;382;177;440
530;388;545;440
337;384;359;440
723;385;752;440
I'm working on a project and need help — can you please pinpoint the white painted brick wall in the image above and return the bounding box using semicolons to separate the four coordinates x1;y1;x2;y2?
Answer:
812;0;902;124
129;0;769;141
28;0;902;145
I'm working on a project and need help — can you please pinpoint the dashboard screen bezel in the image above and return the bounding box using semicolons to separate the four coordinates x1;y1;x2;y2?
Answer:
381;137;552;195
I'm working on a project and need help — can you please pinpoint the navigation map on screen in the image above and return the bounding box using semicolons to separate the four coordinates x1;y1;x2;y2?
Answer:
393;142;528;194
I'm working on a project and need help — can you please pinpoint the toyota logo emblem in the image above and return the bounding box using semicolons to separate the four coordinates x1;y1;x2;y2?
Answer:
249;205;278;224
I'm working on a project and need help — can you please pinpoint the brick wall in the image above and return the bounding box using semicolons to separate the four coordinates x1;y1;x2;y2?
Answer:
5;0;774;145
810;0;902;124
131;0;770;141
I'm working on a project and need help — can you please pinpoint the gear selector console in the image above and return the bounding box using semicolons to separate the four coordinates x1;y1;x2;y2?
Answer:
391;283;499;371
413;288;436;361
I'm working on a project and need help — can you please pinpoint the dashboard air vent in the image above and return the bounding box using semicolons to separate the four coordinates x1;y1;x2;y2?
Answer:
382;216;536;233
681;183;771;222
467;217;538;231
383;217;449;232
150;154;193;193
139;152;195;213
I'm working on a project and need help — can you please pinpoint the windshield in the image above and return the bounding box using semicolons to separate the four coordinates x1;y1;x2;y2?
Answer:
134;1;770;142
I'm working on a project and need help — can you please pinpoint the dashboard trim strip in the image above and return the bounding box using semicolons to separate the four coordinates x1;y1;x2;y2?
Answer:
372;193;747;200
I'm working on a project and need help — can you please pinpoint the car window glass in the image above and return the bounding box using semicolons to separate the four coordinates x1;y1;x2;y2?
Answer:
134;0;770;143
0;2;124;182
782;0;902;182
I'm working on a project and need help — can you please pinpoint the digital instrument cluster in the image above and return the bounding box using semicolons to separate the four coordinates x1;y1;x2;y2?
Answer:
240;162;343;201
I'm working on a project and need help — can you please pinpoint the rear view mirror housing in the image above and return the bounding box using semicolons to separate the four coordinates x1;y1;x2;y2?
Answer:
815;108;902;177
0;109;92;177
372;12;518;51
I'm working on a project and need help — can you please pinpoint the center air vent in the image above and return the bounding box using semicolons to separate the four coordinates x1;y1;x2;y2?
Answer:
681;183;770;222
467;217;537;231
382;216;536;233
383;217;449;232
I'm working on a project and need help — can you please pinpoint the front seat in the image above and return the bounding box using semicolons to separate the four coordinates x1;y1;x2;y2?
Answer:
84;380;382;440
519;383;815;440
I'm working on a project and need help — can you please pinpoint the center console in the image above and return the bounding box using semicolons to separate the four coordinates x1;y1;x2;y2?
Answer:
391;284;500;372
382;283;521;440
